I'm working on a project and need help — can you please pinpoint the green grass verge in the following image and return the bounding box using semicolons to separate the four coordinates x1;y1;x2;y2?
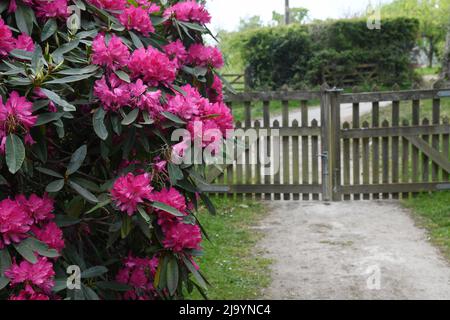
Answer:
403;192;450;260
188;198;272;300
415;67;440;76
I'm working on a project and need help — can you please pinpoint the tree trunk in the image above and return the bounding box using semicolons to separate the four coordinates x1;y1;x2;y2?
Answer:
440;27;450;81
428;39;434;68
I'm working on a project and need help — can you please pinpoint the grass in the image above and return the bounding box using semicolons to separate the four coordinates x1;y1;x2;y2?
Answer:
415;66;440;76
404;192;450;260
188;198;272;300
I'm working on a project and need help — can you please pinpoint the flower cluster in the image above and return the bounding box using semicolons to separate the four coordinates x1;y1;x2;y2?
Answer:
0;194;64;300
0;91;37;152
8;0;69;19
111;173;154;215
92;34;130;71
0;18;34;57
116;255;159;300
187;44;224;69
164;0;211;24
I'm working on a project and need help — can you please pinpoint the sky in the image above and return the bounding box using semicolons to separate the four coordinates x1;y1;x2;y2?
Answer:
205;0;393;33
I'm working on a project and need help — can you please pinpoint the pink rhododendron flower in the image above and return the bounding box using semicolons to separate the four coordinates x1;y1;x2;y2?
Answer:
116;255;159;300
32;222;65;252
0;199;33;248
9;285;51;300
150;187;188;225
111;173;153;215
92;34;130;70
34;0;70;19
0;91;37;152
207;75;223;103
166;84;208;121
16;194;55;223
202;101;234;135
187;44;224;69
164;0;211;24
94;74;131;111
128;47;176;86
87;0;127;10
162;221;202;252
118;6;155;36
0;18;14;56
164;40;188;68
5;257;55;293
8;0;17;13
14;33;35;52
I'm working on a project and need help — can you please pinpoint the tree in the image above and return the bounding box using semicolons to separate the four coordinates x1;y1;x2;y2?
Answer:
379;0;450;68
272;7;309;26
238;15;265;31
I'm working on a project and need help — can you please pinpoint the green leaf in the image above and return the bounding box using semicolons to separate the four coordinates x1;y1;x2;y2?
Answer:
96;281;132;292
81;266;108;279
113;70;130;83
166;257;179;296
41;19;57;41
57;65;99;75
69;181;99;203
15;5;35;35
85;199;111;214
182;256;208;289
128;31;144;48
66;145;87;175
55;215;80;227
46;179;65;193
52;39;80;61
40;89;76;112
46;72;96;84
93;108;108;140
9;49;33;60
52;279;67;293
121;108;139;125
35;112;63;126
161;111;186;124
152;201;184;217
0;277;9;290
0;249;11;275
168;163;183;184
36;167;64;179
5;134;25;174
137;205;151;223
13;238;59;263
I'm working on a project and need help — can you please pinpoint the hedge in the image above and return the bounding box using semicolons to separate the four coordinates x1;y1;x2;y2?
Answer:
239;18;420;90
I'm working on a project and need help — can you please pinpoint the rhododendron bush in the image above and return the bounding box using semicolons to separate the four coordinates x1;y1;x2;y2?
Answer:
0;0;232;300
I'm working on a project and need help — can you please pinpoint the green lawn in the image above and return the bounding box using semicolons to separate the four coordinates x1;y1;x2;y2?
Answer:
188;198;271;300
415;66;440;76
404;192;450;260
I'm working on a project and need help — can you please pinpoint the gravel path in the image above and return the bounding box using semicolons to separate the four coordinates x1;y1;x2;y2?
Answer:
257;201;450;300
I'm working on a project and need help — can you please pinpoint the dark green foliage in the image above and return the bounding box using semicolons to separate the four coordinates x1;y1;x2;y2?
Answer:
241;18;420;90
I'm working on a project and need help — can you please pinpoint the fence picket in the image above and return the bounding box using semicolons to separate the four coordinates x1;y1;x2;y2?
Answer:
411;100;420;196
343;121;351;201
352;103;361;200
292;119;300;200
402;119;410;199
372;101;380;199
422;118;430;184
382;119;390;199
362;121;370;200
282;101;290;200
301;100;309;200
444;117;449;181
273;120;281;200
392;100;400;199
263;101;271;200
432;99;440;181
311;119;320;200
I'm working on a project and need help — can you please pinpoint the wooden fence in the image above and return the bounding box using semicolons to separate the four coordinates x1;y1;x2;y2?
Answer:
205;86;450;201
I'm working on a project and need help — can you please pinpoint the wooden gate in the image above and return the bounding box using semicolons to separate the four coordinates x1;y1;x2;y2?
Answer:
204;87;450;201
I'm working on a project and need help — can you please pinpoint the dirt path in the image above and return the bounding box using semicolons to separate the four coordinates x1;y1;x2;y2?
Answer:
257;201;450;300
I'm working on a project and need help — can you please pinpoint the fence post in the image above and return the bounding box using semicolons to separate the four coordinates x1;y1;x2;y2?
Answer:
321;85;343;201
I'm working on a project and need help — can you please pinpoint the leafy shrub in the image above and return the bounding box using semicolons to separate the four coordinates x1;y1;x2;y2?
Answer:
0;0;231;300
237;18;420;90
